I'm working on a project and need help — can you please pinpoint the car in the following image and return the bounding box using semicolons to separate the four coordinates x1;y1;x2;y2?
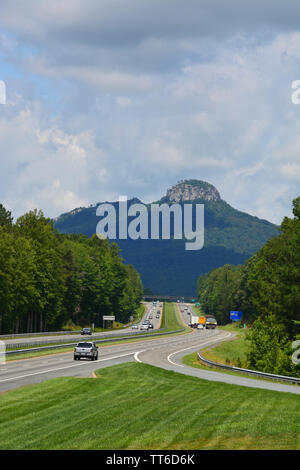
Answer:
81;327;92;335
74;342;98;360
144;319;150;324
156;314;160;319
132;324;139;329
149;315;152;319
197;324;204;330
148;323;154;329
140;324;149;330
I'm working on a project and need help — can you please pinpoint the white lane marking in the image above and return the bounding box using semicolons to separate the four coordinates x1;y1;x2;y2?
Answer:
167;332;232;367
134;350;145;363
0;352;135;384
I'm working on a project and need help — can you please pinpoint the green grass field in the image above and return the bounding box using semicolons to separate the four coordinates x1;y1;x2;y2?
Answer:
165;302;187;332
201;323;250;368
0;362;299;450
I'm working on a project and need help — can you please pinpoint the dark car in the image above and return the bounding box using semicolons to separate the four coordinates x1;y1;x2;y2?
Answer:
148;323;154;329
81;327;92;335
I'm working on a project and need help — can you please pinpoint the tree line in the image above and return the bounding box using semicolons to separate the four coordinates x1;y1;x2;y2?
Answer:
197;197;300;376
0;206;143;334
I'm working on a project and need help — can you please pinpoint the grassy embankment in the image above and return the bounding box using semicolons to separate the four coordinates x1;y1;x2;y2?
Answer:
0;362;299;450
188;302;249;368
164;302;189;332
202;323;249;367
183;305;252;377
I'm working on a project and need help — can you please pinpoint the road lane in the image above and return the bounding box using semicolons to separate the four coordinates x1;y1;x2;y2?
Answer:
1;304;299;395
0;327;223;392
3;302;154;347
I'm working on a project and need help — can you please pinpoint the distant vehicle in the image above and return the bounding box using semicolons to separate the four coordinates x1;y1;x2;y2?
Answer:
205;317;217;329
198;316;206;325
132;324;139;329
156;314;160;319
140;324;149;330
148;323;154;329
144;319;150;324
74;342;98;360
149;315;153;319
197;324;204;330
81;327;92;335
190;316;199;327
184;307;188;310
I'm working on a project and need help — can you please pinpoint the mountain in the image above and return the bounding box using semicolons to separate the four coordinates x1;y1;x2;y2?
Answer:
54;180;279;296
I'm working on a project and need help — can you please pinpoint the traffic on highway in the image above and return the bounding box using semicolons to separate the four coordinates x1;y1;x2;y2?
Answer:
0;302;298;396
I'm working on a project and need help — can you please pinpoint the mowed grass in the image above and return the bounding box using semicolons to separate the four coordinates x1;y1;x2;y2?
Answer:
202;323;250;368
165;302;187;332
0;362;300;450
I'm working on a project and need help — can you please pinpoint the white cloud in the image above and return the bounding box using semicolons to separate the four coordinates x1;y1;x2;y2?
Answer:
0;3;300;225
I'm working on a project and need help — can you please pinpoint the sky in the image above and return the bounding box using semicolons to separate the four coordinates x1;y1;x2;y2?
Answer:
0;0;300;224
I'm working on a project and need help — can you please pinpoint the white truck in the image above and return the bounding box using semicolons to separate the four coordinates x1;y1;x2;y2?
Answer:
190;316;199;328
74;342;98;360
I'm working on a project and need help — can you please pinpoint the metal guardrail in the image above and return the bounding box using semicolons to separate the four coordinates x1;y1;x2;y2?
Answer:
6;328;185;356
197;352;300;385
5;327;168;350
0;330;82;339
1;302;157;341
4;315;168;348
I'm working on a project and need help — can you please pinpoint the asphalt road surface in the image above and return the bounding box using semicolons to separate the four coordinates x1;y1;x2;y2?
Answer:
1;304;299;395
2;302;158;347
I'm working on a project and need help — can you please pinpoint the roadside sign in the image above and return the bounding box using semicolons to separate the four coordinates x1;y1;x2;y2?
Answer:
103;316;115;321
230;311;243;321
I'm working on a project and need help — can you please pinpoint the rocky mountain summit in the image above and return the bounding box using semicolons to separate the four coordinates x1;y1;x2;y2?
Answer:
54;179;278;295
165;179;221;203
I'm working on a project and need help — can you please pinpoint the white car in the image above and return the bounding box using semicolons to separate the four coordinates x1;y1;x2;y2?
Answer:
140;324;149;330
132;324;139;329
197;324;204;330
74;342;98;360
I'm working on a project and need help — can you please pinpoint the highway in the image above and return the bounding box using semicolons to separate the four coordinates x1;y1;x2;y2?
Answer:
1;303;299;395
2;301;159;347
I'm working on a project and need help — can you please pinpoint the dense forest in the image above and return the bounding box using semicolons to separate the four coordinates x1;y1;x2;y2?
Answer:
0;205;143;334
198;197;300;377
